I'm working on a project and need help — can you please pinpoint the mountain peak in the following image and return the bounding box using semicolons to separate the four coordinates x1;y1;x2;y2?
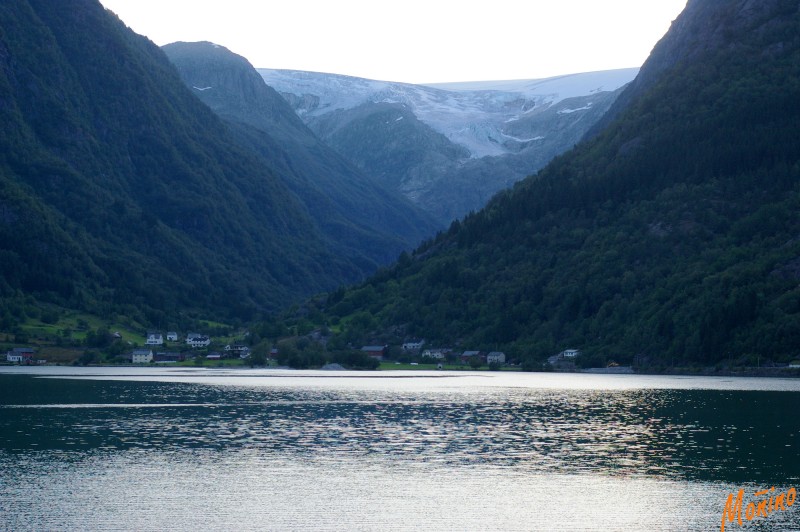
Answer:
260;67;637;222
292;0;800;368
163;40;438;262
591;0;798;135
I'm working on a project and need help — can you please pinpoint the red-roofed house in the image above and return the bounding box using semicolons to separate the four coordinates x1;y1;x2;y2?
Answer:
361;345;387;360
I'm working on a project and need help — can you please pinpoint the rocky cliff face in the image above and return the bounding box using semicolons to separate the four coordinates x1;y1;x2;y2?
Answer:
589;0;799;136
646;0;796;68
163;42;311;145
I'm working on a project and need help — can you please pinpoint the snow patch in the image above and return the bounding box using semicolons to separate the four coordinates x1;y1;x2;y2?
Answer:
258;67;638;158
501;133;545;143
423;68;638;103
558;102;593;114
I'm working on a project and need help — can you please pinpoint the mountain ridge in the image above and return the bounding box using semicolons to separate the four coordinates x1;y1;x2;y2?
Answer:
162;41;438;266
0;0;416;326
260;68;636;223
276;0;800;369
260;68;638;157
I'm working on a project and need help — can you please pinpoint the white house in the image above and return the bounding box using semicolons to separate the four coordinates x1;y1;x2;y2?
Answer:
403;340;425;351
225;344;251;357
487;351;506;365
560;349;581;359
145;332;164;346
186;333;211;348
132;349;153;364
224;343;246;353
421;349;445;360
6;347;34;363
166;332;178;342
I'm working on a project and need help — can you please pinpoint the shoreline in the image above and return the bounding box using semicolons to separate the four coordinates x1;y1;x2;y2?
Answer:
2;361;799;379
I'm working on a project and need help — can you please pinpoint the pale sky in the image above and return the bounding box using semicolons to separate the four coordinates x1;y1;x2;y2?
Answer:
99;0;687;84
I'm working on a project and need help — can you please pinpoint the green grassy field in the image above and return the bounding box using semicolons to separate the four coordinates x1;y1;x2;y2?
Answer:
14;311;146;345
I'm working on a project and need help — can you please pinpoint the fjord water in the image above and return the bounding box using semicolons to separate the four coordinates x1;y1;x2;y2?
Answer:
1;368;799;531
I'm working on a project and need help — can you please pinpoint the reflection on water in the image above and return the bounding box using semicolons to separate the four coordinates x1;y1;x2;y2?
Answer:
1;369;799;530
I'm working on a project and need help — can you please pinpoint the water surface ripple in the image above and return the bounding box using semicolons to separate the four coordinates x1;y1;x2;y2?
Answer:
1;369;799;531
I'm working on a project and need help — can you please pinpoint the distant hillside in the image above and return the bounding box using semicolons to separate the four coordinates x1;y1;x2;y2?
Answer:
0;0;411;326
278;0;800;369
162;41;438;268
260;68;636;223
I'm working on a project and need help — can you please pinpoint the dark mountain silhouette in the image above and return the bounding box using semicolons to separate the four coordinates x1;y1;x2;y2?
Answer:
286;0;800;369
0;0;427;325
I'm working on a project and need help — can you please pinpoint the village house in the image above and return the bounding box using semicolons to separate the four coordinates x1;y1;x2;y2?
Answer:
5;347;35;364
402;340;425;351
487;351;506;365
422;349;446;360
166;332;179;342
224;343;251;358
206;352;222;360
154;352;183;363
186;333;211;348
460;350;484;364
131;348;153;364
361;345;387;360
548;349;581;370
145;332;164;346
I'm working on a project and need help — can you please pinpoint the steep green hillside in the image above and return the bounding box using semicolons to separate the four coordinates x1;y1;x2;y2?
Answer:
309;102;470;193
0;0;383;326
282;0;800;368
162;42;438;266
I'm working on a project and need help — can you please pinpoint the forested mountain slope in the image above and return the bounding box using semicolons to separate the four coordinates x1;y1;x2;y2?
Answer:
291;0;800;368
162;42;438;267
0;0;397;325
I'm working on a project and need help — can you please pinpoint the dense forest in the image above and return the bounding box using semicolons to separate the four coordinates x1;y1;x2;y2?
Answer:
269;0;800;369
162;42;437;266
3;0;800;373
0;0;425;331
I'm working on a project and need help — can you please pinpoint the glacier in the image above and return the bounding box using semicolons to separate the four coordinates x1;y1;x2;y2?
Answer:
258;68;638;158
